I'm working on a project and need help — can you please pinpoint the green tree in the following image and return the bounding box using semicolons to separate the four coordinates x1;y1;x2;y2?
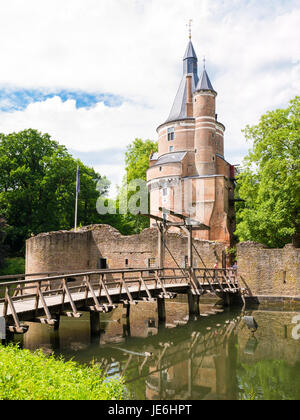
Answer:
118;138;158;234
0;217;6;268
0;129;109;253
235;96;300;247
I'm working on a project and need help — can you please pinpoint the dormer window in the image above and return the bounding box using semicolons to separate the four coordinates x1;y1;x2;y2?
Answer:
167;127;175;141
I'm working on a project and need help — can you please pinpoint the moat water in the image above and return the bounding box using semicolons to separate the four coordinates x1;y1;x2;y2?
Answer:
13;297;300;400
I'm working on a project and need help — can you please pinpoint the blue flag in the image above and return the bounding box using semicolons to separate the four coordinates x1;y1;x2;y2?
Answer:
76;166;80;193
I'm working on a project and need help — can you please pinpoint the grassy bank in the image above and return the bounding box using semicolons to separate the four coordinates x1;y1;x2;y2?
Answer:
0;345;126;400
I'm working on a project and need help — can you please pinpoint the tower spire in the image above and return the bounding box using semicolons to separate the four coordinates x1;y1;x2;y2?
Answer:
196;59;216;94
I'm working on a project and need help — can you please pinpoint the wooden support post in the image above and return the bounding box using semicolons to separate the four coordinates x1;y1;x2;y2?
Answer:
90;311;100;336
100;275;114;306
157;297;166;323
122;273;135;305
188;290;200;316
86;275;103;311
158;223;165;268
188;226;193;269
62;278;81;317
5;288;26;332
140;274;154;301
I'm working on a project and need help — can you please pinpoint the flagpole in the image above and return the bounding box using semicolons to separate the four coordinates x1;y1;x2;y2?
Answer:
75;189;78;232
75;165;79;232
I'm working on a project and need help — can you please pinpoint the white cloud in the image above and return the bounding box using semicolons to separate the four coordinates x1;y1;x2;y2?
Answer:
0;0;299;190
0;96;161;191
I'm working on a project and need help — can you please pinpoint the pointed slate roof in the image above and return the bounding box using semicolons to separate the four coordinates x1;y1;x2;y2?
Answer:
183;41;197;60
165;41;199;124
196;69;216;93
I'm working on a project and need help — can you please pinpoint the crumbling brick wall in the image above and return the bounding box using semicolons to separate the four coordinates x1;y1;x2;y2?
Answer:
237;242;300;297
26;224;226;274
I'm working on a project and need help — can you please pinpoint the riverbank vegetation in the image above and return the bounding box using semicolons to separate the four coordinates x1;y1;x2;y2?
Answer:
0;344;126;400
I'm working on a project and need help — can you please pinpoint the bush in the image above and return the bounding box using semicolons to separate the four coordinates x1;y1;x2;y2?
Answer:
0;345;126;400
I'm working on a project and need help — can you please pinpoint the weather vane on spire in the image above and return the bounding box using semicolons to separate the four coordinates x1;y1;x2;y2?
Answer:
187;19;193;40
203;56;206;70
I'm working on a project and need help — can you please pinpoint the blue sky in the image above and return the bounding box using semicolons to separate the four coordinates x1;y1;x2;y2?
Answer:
0;0;299;195
0;89;123;112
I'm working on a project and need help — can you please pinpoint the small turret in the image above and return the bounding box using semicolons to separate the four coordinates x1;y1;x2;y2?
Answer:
194;64;217;176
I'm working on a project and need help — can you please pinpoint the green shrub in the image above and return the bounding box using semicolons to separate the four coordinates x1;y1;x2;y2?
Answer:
0;345;126;400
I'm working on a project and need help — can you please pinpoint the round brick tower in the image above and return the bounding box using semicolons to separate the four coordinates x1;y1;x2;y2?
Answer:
193;69;217;176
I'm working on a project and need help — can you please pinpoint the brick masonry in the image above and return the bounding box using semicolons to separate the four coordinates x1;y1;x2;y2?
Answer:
26;224;226;274
237;242;300;299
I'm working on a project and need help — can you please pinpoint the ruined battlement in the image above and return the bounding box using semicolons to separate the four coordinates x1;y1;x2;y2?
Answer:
237;242;300;299
26;224;226;274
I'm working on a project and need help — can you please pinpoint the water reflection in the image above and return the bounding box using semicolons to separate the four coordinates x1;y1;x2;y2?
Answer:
14;299;300;401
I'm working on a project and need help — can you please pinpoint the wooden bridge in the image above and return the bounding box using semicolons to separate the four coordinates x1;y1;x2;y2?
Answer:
0;266;240;336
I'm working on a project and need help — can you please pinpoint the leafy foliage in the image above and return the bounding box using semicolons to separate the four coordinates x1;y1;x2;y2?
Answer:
0;344;125;400
235;96;300;247
117;138;158;234
0;217;5;268
0;129;109;254
0;257;25;277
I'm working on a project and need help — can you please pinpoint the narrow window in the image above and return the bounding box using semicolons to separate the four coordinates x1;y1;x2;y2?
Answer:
125;258;129;267
167;127;175;141
163;188;168;197
148;258;156;274
148;258;156;268
169;145;174;152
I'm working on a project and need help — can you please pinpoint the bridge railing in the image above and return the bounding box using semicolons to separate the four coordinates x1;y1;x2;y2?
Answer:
0;267;189;332
0;266;238;334
193;268;239;293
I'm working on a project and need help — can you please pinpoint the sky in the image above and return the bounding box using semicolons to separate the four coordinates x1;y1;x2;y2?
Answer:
0;0;299;196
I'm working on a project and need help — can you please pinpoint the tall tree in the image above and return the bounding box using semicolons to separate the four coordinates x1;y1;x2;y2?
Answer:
0;217;6;268
118;138;158;234
0;129;109;253
235;96;300;248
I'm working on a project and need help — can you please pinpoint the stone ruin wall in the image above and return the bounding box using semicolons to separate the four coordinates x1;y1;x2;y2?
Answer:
237;242;300;298
26;224;226;275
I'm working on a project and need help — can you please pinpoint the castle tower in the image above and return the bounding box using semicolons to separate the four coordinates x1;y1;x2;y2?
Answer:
194;67;217;175
147;37;235;247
